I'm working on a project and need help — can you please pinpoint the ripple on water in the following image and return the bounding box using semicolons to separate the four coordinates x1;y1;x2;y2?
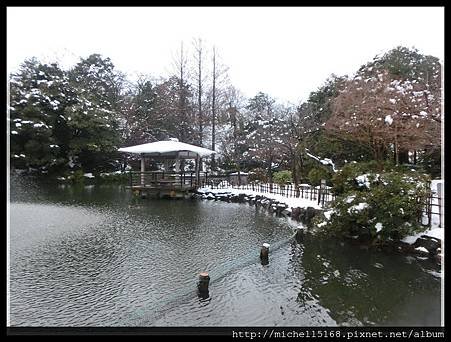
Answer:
8;185;442;326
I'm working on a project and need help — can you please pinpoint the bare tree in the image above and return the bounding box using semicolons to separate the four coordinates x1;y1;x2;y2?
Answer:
211;46;217;169
277;104;304;186
171;41;191;143
192;37;206;146
217;85;246;168
208;46;229;170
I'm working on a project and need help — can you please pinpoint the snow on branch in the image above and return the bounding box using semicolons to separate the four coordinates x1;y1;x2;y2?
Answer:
305;148;337;172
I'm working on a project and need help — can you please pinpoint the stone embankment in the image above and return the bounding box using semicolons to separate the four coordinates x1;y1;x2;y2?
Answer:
195;188;442;266
194;190;321;225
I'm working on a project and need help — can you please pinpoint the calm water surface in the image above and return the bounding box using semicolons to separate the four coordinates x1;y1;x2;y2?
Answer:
9;178;442;326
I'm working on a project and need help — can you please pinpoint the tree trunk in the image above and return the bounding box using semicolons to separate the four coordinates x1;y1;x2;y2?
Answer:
211;46;216;171
178;41;187;143
268;156;273;190
291;154;299;187
394;123;401;165
197;40;203;146
394;139;399;166
399;149;409;164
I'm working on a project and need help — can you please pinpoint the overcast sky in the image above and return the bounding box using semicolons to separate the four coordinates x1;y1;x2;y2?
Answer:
7;7;444;104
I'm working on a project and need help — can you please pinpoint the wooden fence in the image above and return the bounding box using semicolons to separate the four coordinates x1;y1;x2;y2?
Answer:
127;171;442;229
207;179;443;229
207;181;336;207
422;193;444;228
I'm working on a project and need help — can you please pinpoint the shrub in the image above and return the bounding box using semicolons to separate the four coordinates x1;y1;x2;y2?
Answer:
273;170;292;185
313;165;431;243
307;167;332;186
68;170;85;183
248;167;268;183
98;171;128;183
331;160;404;195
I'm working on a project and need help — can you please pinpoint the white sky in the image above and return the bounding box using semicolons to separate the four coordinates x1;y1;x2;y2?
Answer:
7;7;444;104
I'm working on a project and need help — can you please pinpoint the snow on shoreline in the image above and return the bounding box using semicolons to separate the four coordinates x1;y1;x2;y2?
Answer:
199;181;444;245
402;227;444;244
197;186;322;210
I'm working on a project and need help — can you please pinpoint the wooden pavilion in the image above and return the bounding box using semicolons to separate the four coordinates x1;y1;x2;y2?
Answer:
118;138;216;198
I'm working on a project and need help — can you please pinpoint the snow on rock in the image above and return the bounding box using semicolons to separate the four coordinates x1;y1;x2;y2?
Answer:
415;246;429;253
83;173;95;178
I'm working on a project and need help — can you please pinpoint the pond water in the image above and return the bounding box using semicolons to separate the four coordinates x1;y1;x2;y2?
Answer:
8;178;442;326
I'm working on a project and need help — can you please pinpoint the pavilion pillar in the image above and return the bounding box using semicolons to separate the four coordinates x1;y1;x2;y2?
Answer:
175;152;180;172
140;155;145;186
195;154;200;186
164;159;170;172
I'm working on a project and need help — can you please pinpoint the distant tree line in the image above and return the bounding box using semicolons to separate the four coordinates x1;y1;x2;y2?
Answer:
9;44;442;180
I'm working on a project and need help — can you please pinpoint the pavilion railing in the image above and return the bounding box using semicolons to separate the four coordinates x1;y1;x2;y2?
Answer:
128;171;248;189
128;171;211;188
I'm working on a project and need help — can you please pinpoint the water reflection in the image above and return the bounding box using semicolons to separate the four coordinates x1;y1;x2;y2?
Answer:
297;235;441;326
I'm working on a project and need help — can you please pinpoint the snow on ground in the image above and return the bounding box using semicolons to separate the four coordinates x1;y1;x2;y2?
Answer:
402;227;444;244
197;186;322;210
200;179;444;245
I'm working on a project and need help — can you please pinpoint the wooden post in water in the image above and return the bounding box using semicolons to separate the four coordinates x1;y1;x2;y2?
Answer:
198;272;210;294
260;243;270;264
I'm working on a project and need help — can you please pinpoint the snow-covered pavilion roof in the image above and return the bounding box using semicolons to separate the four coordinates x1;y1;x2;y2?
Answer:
118;139;216;158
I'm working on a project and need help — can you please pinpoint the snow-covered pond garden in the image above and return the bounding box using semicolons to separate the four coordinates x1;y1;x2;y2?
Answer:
9;180;442;326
